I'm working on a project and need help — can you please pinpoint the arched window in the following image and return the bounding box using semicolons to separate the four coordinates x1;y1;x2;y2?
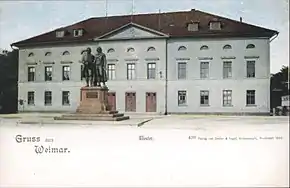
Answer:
81;50;86;55
127;47;135;53
107;48;115;53
178;46;187;51
223;44;232;50
45;52;52;56
200;45;209;50
147;47;156;52
28;52;34;57
62;51;70;55
246;44;255;49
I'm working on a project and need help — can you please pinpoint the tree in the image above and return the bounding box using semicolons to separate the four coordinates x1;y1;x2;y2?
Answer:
270;65;289;109
0;49;19;114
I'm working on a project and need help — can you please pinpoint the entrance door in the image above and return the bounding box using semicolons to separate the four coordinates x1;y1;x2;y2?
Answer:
125;92;136;112
107;92;116;111
146;92;157;112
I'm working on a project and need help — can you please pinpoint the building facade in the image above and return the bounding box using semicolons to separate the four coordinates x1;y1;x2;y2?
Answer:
12;9;278;115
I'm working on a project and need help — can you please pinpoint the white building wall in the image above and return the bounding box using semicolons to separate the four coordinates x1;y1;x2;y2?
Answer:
18;39;167;113
167;38;271;114
17;36;271;114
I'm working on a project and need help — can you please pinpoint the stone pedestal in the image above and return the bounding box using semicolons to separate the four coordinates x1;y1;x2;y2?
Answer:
77;86;110;114
55;86;129;121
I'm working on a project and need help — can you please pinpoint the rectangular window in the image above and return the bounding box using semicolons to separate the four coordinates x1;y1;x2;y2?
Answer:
188;23;199;31
73;29;83;37
223;61;232;78
178;90;187;106
56;31;64;38
62;91;70;105
127;63;136;80
27;91;34;105
147;63;156;79
44;91;52;106
108;64;116;80
45;66;52;81
247;61;255;78
28;67;35;81
210;22;221;30
200;90;209;105
200;62;209;79
178;62;187;79
62;66;70;81
223;90;232;106
246;90;255;105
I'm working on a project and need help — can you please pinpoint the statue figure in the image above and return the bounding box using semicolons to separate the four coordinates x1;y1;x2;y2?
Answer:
80;47;95;87
94;47;108;87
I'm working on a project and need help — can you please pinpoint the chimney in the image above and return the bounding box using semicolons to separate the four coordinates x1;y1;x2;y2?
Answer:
240;17;243;22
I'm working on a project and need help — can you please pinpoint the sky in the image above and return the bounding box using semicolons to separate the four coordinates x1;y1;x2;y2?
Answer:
0;0;288;73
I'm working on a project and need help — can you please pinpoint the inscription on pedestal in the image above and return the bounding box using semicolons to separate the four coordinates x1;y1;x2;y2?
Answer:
86;92;98;99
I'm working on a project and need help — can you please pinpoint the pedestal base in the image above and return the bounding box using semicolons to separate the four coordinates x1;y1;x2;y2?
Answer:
55;87;129;121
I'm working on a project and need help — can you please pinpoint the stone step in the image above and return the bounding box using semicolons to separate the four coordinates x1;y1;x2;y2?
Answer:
54;115;130;121
61;113;124;118
76;109;119;114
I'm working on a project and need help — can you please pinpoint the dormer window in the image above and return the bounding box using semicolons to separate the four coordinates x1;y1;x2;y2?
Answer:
73;29;83;37
56;31;64;38
209;21;221;30
187;22;199;31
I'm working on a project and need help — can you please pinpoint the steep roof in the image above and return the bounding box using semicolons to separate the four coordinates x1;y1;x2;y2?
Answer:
12;9;278;47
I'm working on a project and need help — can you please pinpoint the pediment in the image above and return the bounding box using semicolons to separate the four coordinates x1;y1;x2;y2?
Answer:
95;23;168;40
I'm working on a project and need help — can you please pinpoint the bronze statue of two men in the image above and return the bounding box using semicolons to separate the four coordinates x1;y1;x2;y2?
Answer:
80;47;108;87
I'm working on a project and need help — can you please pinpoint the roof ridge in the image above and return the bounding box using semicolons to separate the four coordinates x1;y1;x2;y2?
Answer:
87;9;192;20
195;9;278;34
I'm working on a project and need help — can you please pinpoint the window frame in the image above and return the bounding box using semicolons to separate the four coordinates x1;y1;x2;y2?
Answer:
28;66;35;82
27;91;35;105
178;90;187;106
62;91;70;106
223;61;232;79
44;66;53;81
127;47;135;53
62;51;70;56
147;47;156;52
28;52;34;57
127;63;136;80
44;91;52;106
147;62;156;79
178;46;187;51
246;44;255;49
45;52;52;56
107;48;115;53
107;64;116;80
200;90;210;106
246;60;256;78
223;90;232;106
62;65;70;81
223;44;232;50
200;62;209;79
246;90;256;106
200;45;209;50
177;62;187;79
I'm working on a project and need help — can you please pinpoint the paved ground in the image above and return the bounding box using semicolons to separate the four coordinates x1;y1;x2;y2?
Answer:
0;113;289;187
